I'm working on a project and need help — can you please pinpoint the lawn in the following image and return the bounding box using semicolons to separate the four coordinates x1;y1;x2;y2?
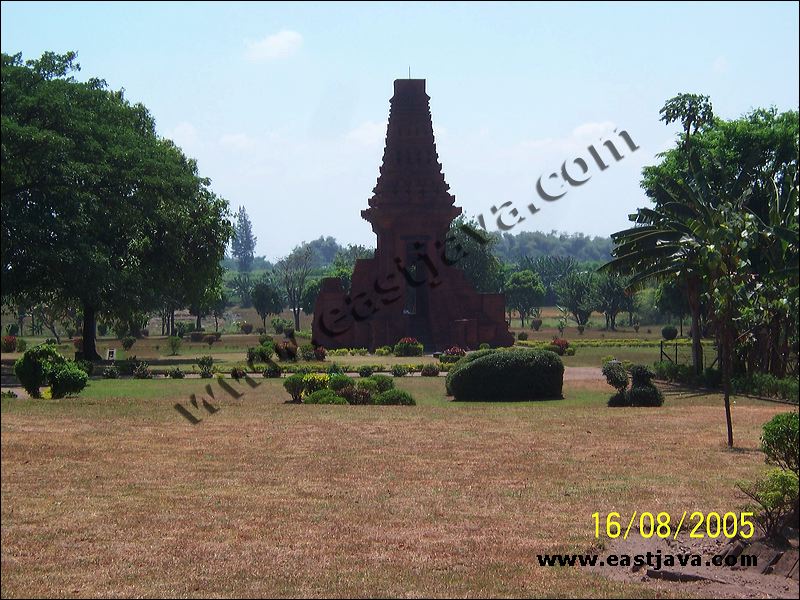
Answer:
1;376;787;598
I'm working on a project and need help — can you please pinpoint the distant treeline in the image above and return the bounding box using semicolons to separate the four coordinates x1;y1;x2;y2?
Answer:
224;230;613;272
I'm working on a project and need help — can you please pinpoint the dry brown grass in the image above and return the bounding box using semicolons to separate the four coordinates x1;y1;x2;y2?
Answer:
1;377;789;598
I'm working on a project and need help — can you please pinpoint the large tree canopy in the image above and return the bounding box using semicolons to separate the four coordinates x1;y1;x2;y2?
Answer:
1;51;232;358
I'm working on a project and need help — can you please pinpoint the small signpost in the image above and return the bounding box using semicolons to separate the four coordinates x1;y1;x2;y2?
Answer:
106;348;116;361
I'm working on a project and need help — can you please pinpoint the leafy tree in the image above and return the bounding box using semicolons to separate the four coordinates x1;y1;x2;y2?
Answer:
301;278;321;315
275;246;314;330
447;215;504;293
228;273;253;308
505;270;545;327
251;276;284;331
655;278;690;335
231;206;256;272
212;290;228;333
1;51;232;360
555;271;596;328
594;273;630;331
521;255;577;305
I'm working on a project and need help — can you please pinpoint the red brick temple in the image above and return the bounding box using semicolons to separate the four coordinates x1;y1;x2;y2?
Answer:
311;79;514;351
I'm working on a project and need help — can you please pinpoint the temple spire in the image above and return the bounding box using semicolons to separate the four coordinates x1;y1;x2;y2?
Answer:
363;79;456;220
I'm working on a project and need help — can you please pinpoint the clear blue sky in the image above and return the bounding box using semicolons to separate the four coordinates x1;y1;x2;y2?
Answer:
3;1;798;259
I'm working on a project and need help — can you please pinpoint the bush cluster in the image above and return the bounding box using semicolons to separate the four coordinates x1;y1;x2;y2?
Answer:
2;335;17;352
605;363;664;407
394;337;423;357
284;368;412;406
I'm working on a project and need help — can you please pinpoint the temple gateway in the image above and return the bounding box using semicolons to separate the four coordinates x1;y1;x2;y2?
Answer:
312;79;514;351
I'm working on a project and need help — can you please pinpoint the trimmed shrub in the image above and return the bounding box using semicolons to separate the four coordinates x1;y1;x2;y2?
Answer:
630;364;656;387
602;360;629;393
375;389;416;406
392;364;409;378
517;332;529;341
549;338;569;356
313;346;327;361
258;333;272;345
121;336;136;351
75;360;95;377
169;367;185;379
564;347;576;356
240;322;254;334
447;348;563;401
304;389;346;405
329;348;349;356
479;343;490;350
200;367;213;379
350;347;368;356
189;331;204;343
202;335;217;347
276;340;298;361
607;391;628;407
168;336;182;355
339;386;373;405
662;325;678;340
2;335;17;352
230;366;247;379
358;365;375;378
440;345;467;363
327;362;344;376
299;343;316;361
262;362;282;378
328;374;354;392
302;373;329;395
14;344;67;397
761;412;799;476
133;361;152;379
394;337;423;357
197;356;214;371
421;363;440;377
625;385;664;407
283;374;305;402
531;318;543;331
50;362;89;398
369;374;394;393
375;345;393;356
356;378;379;396
16;338;27;353
102;365;120;379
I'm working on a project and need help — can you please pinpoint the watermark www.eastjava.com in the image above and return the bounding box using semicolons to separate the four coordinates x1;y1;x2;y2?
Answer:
477;128;640;232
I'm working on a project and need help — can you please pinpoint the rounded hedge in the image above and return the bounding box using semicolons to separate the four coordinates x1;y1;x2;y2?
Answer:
369;374;394;393
304;389;346;405
446;348;564;401
375;389;415;406
662;325;678;341
626;385;664;407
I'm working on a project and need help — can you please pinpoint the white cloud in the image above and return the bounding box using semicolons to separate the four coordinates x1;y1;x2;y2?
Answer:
219;133;255;151
244;30;303;62
571;120;616;140
345;121;385;146
165;121;201;153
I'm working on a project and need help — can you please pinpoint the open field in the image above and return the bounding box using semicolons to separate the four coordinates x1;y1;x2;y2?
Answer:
1;376;788;598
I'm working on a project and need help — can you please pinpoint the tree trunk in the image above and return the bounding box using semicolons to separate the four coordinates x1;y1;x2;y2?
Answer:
687;277;703;375
722;327;734;448
82;302;102;361
293;307;300;331
196;313;202;331
215;315;219;332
